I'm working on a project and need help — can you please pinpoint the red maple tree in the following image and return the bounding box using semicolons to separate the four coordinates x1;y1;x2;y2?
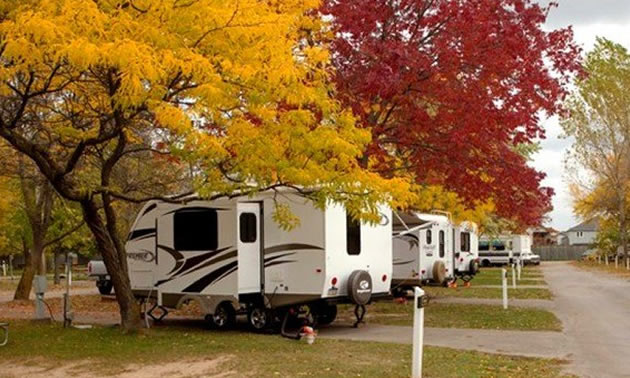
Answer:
323;0;581;227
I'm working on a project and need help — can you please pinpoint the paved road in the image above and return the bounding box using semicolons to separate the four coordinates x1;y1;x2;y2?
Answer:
543;262;630;378
319;325;569;359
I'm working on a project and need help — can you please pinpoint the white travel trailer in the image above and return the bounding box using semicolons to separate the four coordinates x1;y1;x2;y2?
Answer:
478;234;531;266
391;213;455;292
125;191;392;330
452;221;480;280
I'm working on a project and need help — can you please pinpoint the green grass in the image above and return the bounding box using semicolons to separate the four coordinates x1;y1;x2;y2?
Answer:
0;321;570;377
423;286;553;300
340;302;561;331
470;267;546;286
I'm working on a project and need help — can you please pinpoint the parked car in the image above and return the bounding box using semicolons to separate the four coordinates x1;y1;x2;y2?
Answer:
520;251;540;265
87;260;113;295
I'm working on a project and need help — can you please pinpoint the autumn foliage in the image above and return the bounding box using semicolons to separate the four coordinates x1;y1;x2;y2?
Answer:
323;0;581;227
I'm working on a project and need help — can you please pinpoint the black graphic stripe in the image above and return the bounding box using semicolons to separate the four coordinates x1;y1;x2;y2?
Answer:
393;259;415;266
128;228;156;241
170;247;231;278
142;203;157;216
183;249;237;277
264;260;296;268
214;266;238;284
183;261;238;293
163;206;230;215
263;243;323;255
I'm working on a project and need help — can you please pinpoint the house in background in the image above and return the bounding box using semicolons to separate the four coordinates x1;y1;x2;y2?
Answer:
529;226;559;246
558;218;599;246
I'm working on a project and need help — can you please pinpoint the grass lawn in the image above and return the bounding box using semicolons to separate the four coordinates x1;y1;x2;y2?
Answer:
470;267;546;286
339;302;561;331
0;320;571;377
572;260;630;279
423;286;553;300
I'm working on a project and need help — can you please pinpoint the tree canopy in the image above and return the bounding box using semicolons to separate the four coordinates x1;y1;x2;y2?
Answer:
563;38;630;258
323;0;581;227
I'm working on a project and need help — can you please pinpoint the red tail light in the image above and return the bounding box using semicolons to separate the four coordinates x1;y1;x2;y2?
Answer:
331;277;338;286
382;274;387;282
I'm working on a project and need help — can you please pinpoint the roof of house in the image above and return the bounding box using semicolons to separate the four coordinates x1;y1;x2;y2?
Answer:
567;218;599;233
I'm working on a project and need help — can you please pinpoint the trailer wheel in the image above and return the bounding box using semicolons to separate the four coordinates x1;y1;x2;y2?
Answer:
315;304;337;326
97;280;113;295
481;259;491;267
211;302;235;330
248;306;271;331
432;261;446;285
469;260;480;275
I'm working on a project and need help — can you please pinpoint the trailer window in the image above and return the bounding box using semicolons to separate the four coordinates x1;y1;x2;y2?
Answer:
439;230;445;257
346;214;361;255
426;230;432;245
174;209;218;251
460;232;470;252
492;240;506;251
479;241;489;251
239;213;257;243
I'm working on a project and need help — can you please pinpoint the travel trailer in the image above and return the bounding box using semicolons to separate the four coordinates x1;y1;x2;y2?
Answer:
391;213;455;292
391;213;480;294
452;221;480;280
125;192;392;330
478;234;532;266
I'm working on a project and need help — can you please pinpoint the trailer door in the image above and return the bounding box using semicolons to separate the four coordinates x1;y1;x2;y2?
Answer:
237;202;262;294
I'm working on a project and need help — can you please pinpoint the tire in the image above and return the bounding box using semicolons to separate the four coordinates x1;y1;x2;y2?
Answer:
482;259;491;267
469;260;479;275
248;305;271;331
391;286;407;298
432;261;446;285
97;280;113;295
211;302;236;330
315;304;337;326
347;270;372;305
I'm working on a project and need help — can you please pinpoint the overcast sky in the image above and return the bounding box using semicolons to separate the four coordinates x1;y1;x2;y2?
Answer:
530;0;630;231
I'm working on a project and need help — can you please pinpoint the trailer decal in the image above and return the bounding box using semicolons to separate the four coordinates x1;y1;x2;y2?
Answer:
182;261;239;293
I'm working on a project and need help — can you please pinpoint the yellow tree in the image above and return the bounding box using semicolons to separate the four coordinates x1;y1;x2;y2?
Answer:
563;38;630;262
0;1;411;331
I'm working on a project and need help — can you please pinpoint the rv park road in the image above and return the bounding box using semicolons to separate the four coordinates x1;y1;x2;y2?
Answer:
321;262;630;378
543;262;630;378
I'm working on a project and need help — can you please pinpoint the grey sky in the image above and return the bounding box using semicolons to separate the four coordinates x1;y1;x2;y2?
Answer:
531;1;630;231
542;0;630;29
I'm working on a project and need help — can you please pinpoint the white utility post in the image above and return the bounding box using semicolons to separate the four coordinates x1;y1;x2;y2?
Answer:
606;255;609;266
502;268;508;310
412;286;425;378
598;255;601;265
517;260;522;281
511;264;516;289
1;261;5;277
626;258;629;270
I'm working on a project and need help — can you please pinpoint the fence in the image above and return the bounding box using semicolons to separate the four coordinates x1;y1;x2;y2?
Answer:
532;245;590;261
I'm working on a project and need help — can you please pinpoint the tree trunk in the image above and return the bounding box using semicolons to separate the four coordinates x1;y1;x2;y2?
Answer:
14;241;34;300
81;199;142;332
53;251;60;285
